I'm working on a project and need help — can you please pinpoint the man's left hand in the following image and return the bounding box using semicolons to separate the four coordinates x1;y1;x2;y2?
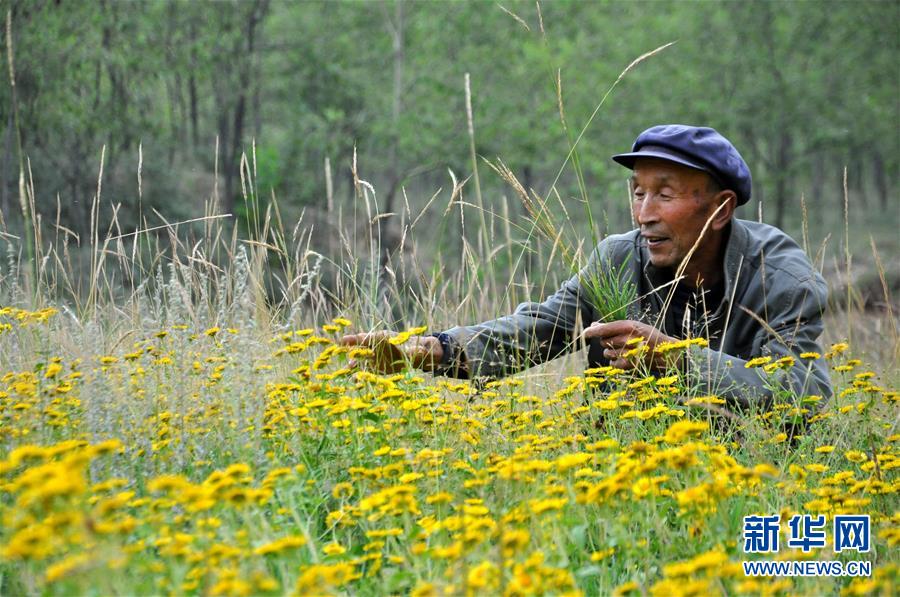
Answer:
582;320;679;370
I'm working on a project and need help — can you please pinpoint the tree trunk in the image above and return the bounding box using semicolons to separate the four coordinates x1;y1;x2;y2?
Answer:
174;71;188;146
100;0;129;152
851;156;865;206
1;114;11;225
873;150;888;210
811;152;824;201
217;94;233;218
188;20;200;148
523;165;533;195
166;78;178;166
380;0;404;270
225;0;268;220
252;25;263;140
773;131;792;230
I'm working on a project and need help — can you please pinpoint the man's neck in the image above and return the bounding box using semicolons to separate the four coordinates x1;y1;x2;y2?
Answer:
679;228;728;289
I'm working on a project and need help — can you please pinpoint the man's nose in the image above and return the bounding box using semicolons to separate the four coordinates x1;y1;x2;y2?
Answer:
635;196;658;225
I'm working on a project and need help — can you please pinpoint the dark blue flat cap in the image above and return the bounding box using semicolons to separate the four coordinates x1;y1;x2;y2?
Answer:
612;124;752;205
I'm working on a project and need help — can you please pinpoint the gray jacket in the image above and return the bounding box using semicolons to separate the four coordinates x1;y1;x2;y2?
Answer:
440;218;832;409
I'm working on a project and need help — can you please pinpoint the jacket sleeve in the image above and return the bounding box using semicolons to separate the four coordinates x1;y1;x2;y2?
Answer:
440;248;605;379
685;274;832;410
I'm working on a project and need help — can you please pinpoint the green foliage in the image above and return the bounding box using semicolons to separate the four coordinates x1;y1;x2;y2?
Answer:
581;258;637;323
0;0;896;305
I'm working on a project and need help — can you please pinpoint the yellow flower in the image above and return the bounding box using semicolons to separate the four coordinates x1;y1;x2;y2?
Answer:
651;578;714;597
332;482;354;499
613;580;640;596
631;477;656;499
775;356;795;368
844;450;867;463
623;345;646;359
388;331;413;345
210;578;253;596
685;395;725;405
426;492;453;505
661;420;708;444
91;439;123;456
411;582;438;597
148;474;190;493
296;562;360;592
829;342;849;355
528;497;567;515
501;529;530;557
620;404;669;421
555;452;592;473
431;541;463;559
14;461;87;506
3;523;55;560
44;362;63;379
323;542;347;556
45;553;90;583
467;561;499;591
387;326;428;345
675;484;717;514
254;535;306;556
745;356;772;368
366;528;403;539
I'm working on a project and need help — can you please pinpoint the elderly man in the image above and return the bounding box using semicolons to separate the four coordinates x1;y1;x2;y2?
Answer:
342;125;832;409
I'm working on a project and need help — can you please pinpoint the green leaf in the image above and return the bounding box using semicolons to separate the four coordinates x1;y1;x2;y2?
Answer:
576;565;604;578
569;523;589;548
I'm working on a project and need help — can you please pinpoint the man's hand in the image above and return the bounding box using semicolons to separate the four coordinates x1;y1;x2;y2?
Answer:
339;331;443;374
582;320;680;370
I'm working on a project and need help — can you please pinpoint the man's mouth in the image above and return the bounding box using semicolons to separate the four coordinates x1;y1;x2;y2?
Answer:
642;235;669;249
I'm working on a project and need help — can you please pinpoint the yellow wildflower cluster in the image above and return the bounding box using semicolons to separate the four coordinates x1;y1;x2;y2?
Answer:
0;312;896;595
0;306;59;327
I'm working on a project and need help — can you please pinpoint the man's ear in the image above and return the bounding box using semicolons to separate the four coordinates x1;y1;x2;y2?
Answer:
710;191;736;230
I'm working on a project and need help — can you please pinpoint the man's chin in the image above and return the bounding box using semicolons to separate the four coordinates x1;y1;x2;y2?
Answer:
648;254;676;269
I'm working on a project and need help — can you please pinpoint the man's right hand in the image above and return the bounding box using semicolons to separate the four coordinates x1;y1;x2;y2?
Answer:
339;331;443;374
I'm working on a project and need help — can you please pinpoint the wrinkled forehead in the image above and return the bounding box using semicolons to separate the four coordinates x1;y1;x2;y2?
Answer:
631;157;711;186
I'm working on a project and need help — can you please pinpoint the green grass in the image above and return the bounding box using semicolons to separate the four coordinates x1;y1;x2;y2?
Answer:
0;163;897;594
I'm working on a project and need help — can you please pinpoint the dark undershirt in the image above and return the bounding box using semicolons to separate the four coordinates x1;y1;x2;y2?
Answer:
668;277;725;338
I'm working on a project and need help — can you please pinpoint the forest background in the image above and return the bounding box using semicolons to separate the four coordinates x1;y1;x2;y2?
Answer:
1;0;898;350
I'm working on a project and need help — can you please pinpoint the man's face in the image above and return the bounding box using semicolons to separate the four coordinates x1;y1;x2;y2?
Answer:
630;157;723;269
